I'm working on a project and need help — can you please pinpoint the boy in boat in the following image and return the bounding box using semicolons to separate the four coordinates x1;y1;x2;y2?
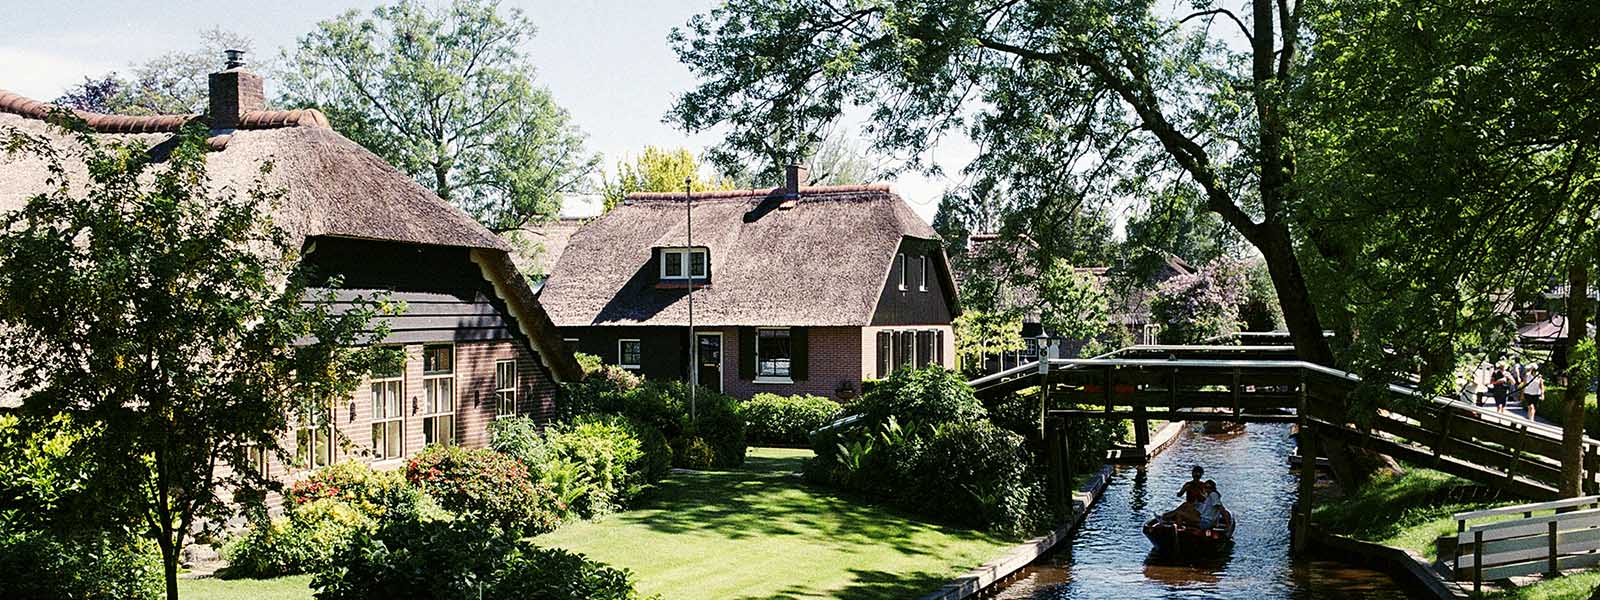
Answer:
1197;480;1224;529
1162;466;1209;525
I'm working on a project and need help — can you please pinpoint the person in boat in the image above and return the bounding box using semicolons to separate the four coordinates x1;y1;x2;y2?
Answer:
1162;466;1209;525
1197;480;1225;529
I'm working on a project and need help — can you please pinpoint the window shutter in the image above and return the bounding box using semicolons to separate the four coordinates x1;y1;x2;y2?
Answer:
936;330;945;366
739;327;756;380
791;327;809;380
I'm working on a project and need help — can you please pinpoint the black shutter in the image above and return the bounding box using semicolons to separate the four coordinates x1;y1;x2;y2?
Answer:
877;331;892;378
916;331;932;368
790;327;809;380
739;327;756;380
936;330;945;366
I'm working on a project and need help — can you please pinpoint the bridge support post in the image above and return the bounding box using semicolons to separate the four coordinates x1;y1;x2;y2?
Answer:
1294;423;1319;554
1133;393;1149;454
1045;417;1073;516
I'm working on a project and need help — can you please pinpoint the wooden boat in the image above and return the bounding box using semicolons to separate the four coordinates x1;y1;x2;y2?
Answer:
1143;506;1235;554
1197;421;1246;434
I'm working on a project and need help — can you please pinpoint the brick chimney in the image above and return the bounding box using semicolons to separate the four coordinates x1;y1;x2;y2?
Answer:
208;49;264;130
784;163;809;197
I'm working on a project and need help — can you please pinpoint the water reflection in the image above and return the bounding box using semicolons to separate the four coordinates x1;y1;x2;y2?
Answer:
991;424;1408;599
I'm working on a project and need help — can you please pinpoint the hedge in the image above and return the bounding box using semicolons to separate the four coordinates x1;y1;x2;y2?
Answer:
738;393;843;446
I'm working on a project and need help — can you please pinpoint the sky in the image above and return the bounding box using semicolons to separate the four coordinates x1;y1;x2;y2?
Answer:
0;0;972;222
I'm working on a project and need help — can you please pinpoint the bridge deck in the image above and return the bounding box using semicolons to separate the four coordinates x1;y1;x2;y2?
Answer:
971;345;1600;500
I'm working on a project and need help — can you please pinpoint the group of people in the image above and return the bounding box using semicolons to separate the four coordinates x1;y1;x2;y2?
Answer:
1163;466;1226;529
1463;359;1546;418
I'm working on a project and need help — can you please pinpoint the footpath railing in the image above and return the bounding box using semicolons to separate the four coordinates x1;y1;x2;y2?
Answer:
1454;495;1600;591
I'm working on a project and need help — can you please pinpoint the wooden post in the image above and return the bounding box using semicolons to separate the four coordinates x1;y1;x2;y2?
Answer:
1295;421;1318;553
1474;529;1484;593
1134;376;1150;455
1548;520;1559;576
1231;368;1241;422
1103;366;1113;416
1436;407;1453;466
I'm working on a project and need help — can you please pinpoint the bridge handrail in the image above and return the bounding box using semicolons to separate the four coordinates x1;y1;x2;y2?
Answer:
1454;495;1600;526
966;361;1041;387
1043;357;1597;446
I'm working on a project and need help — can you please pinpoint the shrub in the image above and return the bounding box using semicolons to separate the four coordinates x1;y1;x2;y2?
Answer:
558;362;643;422
738;393;843;446
566;376;746;469
223;498;372;578
854;366;987;426
0;528;162;600
489;416;554;472
546;415;646;516
671;436;719;469
629;417;672;484
312;511;646;600
286;460;409;518
406;445;561;534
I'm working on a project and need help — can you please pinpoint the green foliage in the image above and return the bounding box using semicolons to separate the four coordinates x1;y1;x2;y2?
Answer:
312;511;645;600
737;393;843;446
558;362;644;422
280;0;597;233
222;499;373;578
953;310;1027;377
55;28;253;115
600;146;734;212
405;445;561;534
1149;257;1247;344
1036;258;1112;344
671;436;719;470
285;460;409;518
545;415;648;517
0;528;163;600
1240;259;1285;332
0;117;395;595
852;366;987;427
563;373;746;469
488;415;554;472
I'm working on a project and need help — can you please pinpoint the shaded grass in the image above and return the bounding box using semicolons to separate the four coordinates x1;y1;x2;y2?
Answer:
1314;467;1511;561
536;446;1016;600
177;575;313;600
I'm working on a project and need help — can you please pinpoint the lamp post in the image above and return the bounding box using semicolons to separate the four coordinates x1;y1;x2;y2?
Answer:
686;175;696;422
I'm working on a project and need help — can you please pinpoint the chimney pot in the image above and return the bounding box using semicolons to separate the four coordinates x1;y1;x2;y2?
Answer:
784;163;809;198
223;49;247;70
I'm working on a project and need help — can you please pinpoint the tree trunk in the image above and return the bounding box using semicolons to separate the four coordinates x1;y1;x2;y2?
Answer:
159;533;178;600
1256;223;1335;366
1561;257;1590;497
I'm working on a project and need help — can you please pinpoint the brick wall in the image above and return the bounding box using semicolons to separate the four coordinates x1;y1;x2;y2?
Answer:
723;326;864;400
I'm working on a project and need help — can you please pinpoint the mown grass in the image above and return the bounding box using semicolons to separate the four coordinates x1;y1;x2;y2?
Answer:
1476;570;1600;600
1313;467;1510;561
536;446;1016;600
177;574;313;600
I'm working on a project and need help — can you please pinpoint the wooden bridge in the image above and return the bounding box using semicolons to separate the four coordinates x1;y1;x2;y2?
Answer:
971;341;1600;501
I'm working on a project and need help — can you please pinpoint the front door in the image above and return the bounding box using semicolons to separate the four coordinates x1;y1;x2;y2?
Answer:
696;333;723;392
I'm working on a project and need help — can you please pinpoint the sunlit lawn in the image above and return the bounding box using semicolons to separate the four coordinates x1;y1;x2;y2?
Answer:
536;447;1016;600
178;574;313;600
1314;467;1512;561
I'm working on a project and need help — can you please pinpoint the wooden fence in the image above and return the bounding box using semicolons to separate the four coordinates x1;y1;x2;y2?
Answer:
1455;496;1600;591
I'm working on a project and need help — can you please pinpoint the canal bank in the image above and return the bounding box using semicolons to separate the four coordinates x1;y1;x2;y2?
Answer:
920;420;1188;600
985;423;1410;599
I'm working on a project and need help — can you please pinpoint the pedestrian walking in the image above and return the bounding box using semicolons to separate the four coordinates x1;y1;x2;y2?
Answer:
1525;365;1545;421
1491;363;1511;413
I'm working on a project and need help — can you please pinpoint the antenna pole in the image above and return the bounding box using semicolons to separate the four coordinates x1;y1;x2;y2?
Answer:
686;175;696;423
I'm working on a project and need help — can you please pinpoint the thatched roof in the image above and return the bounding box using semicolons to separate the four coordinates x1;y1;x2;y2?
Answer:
540;185;946;327
516;217;589;278
0;88;581;382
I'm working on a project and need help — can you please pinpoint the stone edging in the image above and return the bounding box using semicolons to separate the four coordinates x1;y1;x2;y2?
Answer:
1304;526;1467;600
916;462;1115;600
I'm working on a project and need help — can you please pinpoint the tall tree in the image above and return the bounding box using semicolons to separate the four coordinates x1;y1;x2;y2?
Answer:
600;146;734;213
280;0;597;232
669;0;1336;364
0;117;395;599
55;29;255;115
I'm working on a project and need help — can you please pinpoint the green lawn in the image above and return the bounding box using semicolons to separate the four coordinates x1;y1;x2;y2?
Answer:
536;447;1016;600
1313;467;1511;561
178;574;313;600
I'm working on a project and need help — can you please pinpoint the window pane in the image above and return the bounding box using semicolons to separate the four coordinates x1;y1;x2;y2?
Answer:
690;251;707;277
386;382;401;417
423;345;453;374
665;251;683;277
920;256;928;289
757;329;791;377
371;423;384;457
496;361;515;390
387;421;402;458
620;341;641;366
898;254;906;287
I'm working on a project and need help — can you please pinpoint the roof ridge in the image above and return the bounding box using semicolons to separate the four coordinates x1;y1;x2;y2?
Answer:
0;89;329;133
626;183;892;202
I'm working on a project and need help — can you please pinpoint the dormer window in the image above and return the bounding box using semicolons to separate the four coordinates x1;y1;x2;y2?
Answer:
660;247;709;280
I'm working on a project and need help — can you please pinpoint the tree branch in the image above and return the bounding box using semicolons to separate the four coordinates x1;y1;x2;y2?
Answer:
1180;8;1253;41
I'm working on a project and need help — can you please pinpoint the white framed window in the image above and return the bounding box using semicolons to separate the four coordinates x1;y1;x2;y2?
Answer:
618;339;642;370
755;328;792;382
295;411;334;471
918;256;928;291
660;247;709;280
370;358;404;460
897;253;907;290
495;360;517;418
244;444;271;479
422;344;455;446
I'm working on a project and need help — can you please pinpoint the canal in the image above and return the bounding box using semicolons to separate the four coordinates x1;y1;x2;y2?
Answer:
991;423;1410;599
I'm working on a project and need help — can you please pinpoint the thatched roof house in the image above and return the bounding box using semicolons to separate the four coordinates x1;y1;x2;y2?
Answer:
0;55;578;471
541;169;959;400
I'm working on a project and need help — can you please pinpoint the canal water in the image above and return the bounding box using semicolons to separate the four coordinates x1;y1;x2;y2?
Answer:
990;424;1411;599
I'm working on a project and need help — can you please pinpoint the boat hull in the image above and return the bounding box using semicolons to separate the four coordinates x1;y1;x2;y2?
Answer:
1143;509;1235;554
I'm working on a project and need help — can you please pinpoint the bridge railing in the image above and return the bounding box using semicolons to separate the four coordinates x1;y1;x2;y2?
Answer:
1454;496;1600;591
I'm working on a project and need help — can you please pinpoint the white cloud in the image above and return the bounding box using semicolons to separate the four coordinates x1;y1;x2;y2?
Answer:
0;45;114;100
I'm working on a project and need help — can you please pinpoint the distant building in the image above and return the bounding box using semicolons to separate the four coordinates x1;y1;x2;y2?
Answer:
0;54;581;478
955;234;1194;374
539;167;959;400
